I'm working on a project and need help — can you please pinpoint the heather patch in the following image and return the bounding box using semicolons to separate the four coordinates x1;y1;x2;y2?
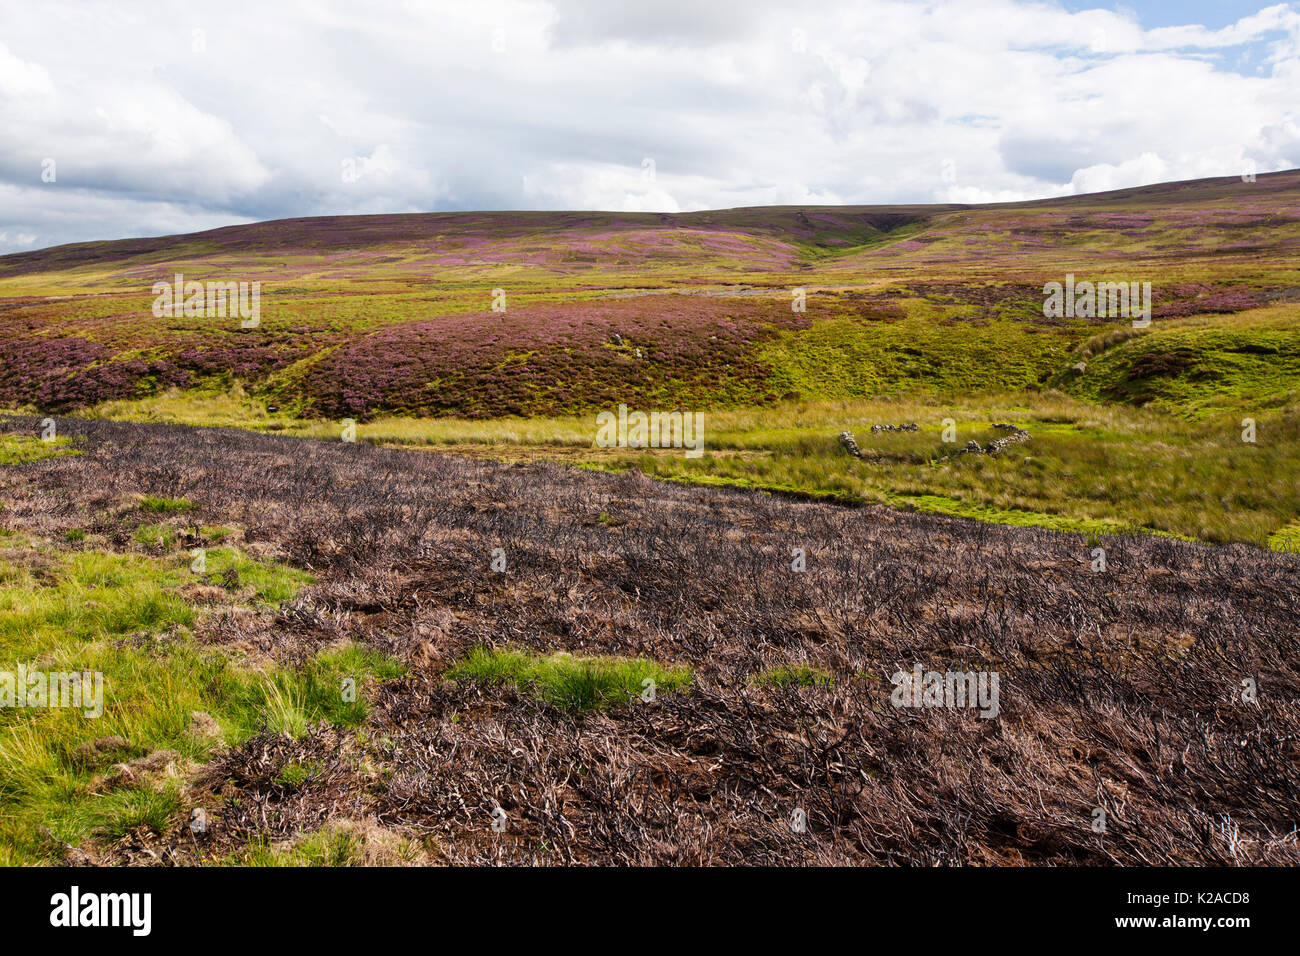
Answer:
296;296;807;419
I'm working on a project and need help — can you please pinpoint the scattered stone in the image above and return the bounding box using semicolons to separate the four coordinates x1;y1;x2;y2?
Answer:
838;431;863;458
609;333;624;346
1071;361;1087;374
986;424;1031;456
952;423;1032;457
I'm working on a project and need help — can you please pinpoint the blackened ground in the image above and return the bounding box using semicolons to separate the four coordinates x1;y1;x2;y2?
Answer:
3;414;1298;865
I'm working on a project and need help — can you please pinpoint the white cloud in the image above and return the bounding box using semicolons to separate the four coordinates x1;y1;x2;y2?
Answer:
521;161;685;211
1067;151;1171;194
0;0;1297;253
1144;4;1300;50
0;230;38;248
942;184;1045;204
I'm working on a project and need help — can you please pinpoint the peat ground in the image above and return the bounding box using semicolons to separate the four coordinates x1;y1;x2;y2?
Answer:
2;414;1298;865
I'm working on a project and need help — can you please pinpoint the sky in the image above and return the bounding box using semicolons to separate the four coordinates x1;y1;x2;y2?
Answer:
0;0;1297;253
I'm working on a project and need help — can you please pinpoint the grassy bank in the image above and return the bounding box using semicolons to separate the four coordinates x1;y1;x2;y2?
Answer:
0;525;403;865
63;387;1300;546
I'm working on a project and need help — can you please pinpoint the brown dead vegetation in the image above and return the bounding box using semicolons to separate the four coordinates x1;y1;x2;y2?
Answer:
2;414;1298;865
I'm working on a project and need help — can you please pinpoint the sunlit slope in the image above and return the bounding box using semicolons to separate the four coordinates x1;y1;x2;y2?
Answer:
0;169;1297;419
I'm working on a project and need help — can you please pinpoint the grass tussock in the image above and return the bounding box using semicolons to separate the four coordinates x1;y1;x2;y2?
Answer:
0;433;80;465
447;647;690;711
0;527;402;865
755;664;834;689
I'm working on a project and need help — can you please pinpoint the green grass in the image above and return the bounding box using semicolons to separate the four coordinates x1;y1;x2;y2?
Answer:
759;311;1086;399
199;547;315;604
238;645;407;736
137;496;193;514
241;827;365;867
87;386;291;431
132;523;176;549
74;384;1300;546
0;534;403;865
1054;308;1300;417
274;760;320;788
237;821;422;866
755;664;834;688
1268;522;1300;553
446;646;691;712
41;286;1300;550
80;786;184;843
565;395;1299;545
0;434;80;465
